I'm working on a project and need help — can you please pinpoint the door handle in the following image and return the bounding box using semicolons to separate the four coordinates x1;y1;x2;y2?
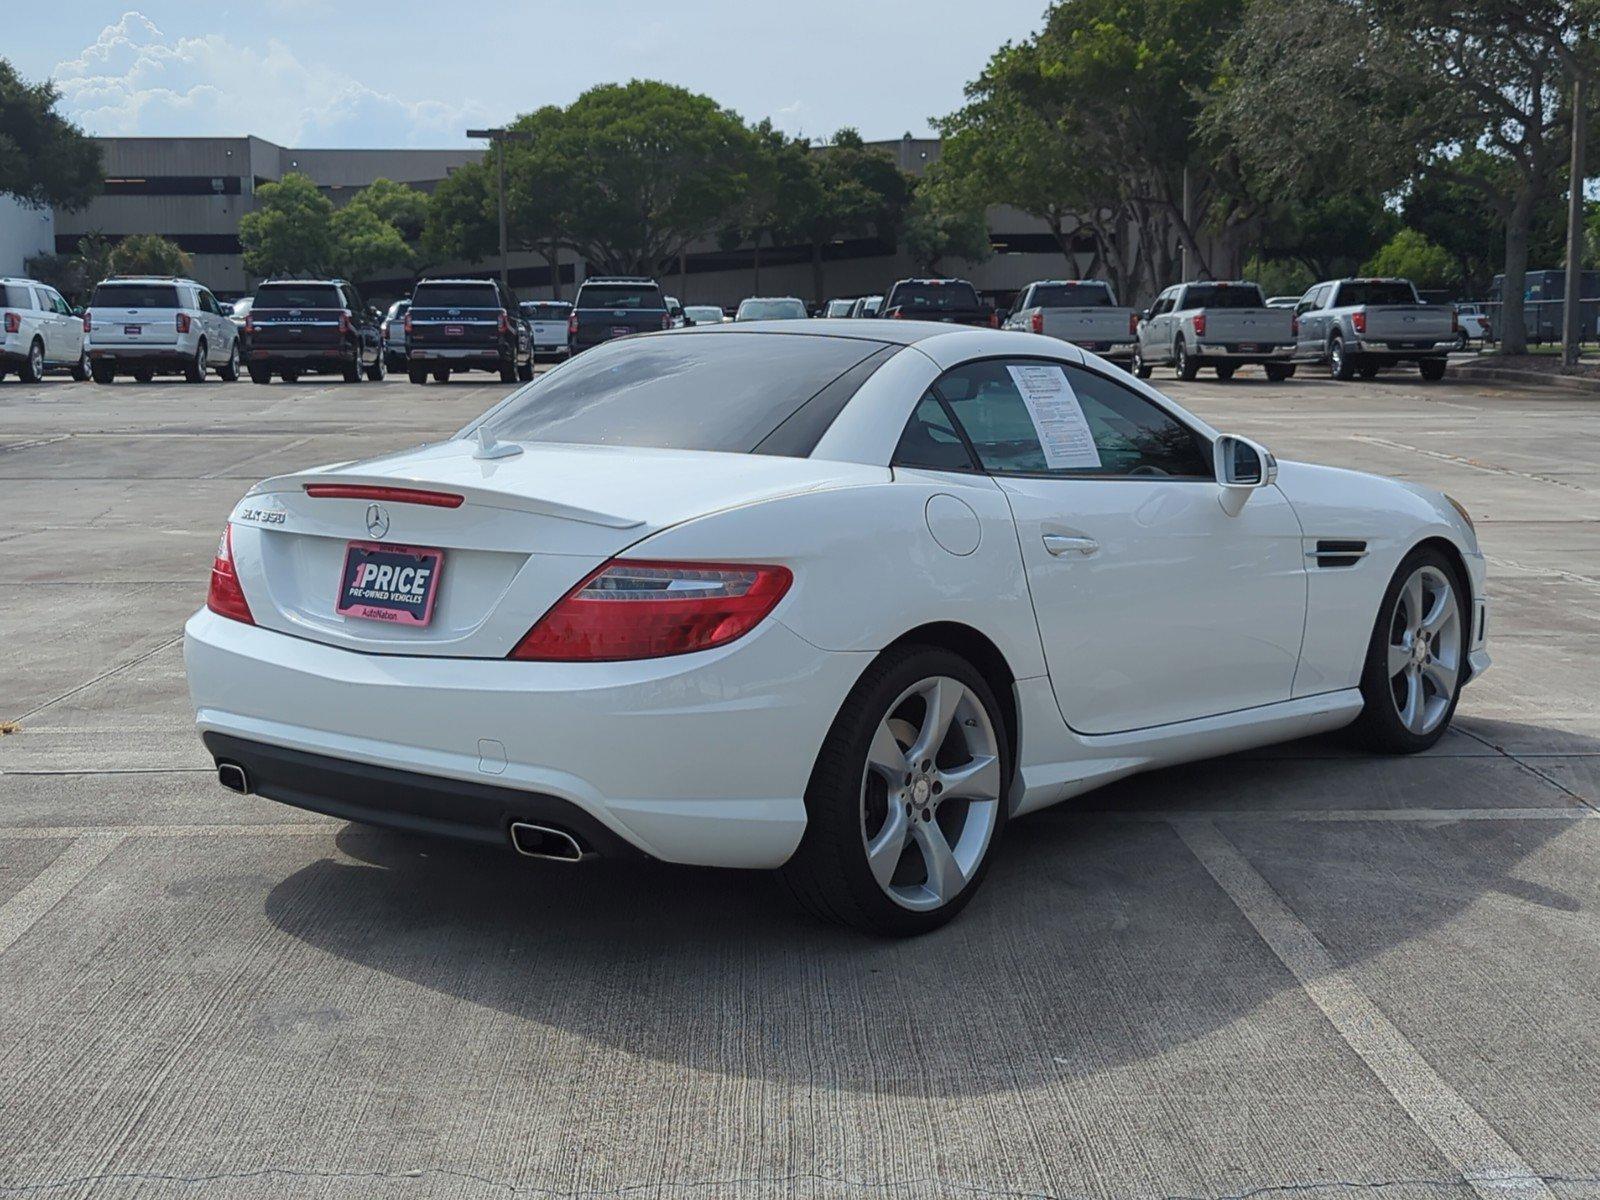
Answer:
1043;534;1099;557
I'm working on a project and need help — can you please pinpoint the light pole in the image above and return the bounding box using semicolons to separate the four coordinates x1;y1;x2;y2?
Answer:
467;127;533;293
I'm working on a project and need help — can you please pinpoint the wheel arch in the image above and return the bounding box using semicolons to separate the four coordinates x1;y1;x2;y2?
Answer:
880;621;1019;783
1409;534;1473;608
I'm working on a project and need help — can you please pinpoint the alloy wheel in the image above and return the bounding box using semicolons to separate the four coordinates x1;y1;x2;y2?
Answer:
1385;565;1461;736
858;676;1002;912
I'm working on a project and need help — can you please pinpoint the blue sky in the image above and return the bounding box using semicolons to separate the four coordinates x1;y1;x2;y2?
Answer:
14;4;1049;148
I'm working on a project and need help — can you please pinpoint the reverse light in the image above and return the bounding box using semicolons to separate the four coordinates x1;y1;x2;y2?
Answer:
1193;313;1206;337
1352;311;1367;334
1030;311;1044;334
207;524;255;625
509;559;793;661
176;312;191;334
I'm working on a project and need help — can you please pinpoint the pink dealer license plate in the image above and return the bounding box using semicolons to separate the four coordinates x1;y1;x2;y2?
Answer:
336;542;444;627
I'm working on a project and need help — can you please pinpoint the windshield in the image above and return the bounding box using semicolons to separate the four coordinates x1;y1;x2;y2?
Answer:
736;299;807;320
385;300;410;319
413;283;501;308
521;302;570;320
685;306;724;323
1338;281;1421;307
230;298;252;316
253;283;343;309
475;333;887;453
1030;283;1115;308
890;282;981;312
90;283;179;309
577;284;664;311
825;300;855;317
1180;284;1265;309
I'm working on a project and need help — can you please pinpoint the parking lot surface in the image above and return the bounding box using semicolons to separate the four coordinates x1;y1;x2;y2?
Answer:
2;369;1598;1200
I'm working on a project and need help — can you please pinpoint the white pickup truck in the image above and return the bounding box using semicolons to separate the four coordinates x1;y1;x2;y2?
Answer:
1133;280;1296;381
1002;280;1138;361
1292;277;1456;381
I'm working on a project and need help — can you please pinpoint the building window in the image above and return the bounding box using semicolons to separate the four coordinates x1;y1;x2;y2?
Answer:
101;176;244;196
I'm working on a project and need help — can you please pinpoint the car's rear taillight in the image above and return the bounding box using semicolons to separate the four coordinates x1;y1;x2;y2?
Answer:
1291;314;1300;336
176;312;191;334
1193;313;1206;337
339;312;353;335
207;524;254;625
83;314;92;334
380;320;390;336
403;312;413;334
3;312;18;334
1030;311;1044;334
987;310;1000;328
244;315;255;334
509;559;793;662
661;313;672;330
499;310;511;334
1128;312;1139;336
1352;311;1367;334
568;312;579;336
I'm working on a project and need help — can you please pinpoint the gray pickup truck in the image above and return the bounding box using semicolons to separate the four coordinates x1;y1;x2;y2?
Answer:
1002;280;1138;361
1292;277;1456;381
1132;280;1296;381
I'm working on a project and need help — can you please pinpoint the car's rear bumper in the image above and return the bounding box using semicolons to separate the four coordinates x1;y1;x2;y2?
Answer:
88;345;189;369
409;348;508;367
1193;342;1295;363
184;608;868;868
1354;339;1454;357
251;348;351;366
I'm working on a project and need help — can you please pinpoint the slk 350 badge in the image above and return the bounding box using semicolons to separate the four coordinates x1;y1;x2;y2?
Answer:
238;507;286;525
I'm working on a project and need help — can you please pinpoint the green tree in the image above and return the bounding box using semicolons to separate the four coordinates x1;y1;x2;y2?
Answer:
503;106;582;298
332;202;412;285
0;59;102;210
25;233;114;304
720;119;813;294
901;184;992;275
1254;192;1400;282
795;129;910;304
109;233;192;277
422;162;497;265
1362;229;1462;290
239;173;338;277
348;177;427;242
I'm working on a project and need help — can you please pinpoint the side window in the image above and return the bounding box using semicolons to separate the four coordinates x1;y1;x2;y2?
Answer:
199;291;218;315
892;394;977;473
931;359;1213;480
45;289;71;315
341;283;363;312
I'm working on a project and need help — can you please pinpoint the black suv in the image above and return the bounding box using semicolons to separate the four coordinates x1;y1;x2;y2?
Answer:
245;279;384;384
405;278;533;384
567;277;671;354
880;278;997;327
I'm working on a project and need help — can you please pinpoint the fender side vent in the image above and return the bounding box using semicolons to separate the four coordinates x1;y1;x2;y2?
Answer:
1308;539;1368;568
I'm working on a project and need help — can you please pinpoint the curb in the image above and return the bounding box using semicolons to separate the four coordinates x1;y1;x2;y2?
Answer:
1454;363;1600;395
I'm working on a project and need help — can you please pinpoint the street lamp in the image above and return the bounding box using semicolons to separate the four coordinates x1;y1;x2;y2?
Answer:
467;127;533;292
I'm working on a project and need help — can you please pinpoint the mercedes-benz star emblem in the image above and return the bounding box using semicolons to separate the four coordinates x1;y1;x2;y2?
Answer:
365;503;390;539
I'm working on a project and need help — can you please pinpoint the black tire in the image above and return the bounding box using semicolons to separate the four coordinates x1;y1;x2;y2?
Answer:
1130;345;1153;379
499;359;518;384
70;348;91;382
218;340;241;382
1329;335;1357;380
342;354;363;383
365;351;386;382
516;359;535;382
133;368;155;384
1214;364;1236;381
249;364;272;385
432;368;451;383
1175;340;1199;381
0;370;7;383
184;341;207;383
1453;330;1468;351
408;366;428;385
1358;362;1380;379
1349;545;1469;754
90;361;115;385
778;644;1011;937
1419;358;1447;382
1264;362;1295;382
280;370;299;384
19;339;45;384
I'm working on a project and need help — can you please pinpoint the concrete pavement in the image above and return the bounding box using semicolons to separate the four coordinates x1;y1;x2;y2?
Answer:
1;366;1597;1199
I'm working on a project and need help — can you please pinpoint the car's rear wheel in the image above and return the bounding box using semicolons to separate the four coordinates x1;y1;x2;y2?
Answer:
499;359;518;384
1131;345;1152;379
90;361;115;385
1358;362;1380;379
1329;335;1357;380
70;348;91;382
780;645;1009;936
184;341;207;383
133;368;155;384
343;354;363;383
516;359;535;381
1350;546;1467;754
1214;364;1236;381
1419;358;1447;382
408;366;428;385
280;370;299;384
248;364;271;385
432;368;451;383
218;340;241;382
19;339;45;383
1175;340;1199;381
365;350;385;382
1264;362;1295;381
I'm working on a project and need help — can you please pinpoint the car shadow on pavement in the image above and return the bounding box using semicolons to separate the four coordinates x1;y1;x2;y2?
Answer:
260;720;1589;1097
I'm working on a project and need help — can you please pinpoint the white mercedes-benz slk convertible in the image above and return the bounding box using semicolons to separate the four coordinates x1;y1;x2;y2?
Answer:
185;321;1489;934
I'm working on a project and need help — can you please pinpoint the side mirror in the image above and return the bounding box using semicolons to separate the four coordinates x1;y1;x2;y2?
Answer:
1214;435;1276;517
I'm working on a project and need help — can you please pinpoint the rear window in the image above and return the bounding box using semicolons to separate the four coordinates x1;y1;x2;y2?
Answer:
91;283;180;309
521;302;571;320
576;284;664;311
476;333;889;454
1180;284;1265;309
736;299;807;320
1030;283;1115;308
890;282;981;312
413;283;501;308
385;300;410;319
1;284;35;307
1337;281;1420;307
254;283;344;309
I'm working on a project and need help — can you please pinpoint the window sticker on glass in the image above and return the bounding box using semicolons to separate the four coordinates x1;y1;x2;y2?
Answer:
1006;364;1102;470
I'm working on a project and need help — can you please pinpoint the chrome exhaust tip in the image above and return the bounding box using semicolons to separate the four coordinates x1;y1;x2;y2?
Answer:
217;761;250;795
509;821;590;863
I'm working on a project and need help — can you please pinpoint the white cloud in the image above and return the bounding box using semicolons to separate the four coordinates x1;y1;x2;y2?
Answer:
52;12;488;146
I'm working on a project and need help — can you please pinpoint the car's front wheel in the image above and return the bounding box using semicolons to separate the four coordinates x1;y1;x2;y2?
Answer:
780;645;1009;936
1131;345;1152;379
1351;547;1467;754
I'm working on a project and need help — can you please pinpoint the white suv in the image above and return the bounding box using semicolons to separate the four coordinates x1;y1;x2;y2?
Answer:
1;277;89;383
84;276;241;384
